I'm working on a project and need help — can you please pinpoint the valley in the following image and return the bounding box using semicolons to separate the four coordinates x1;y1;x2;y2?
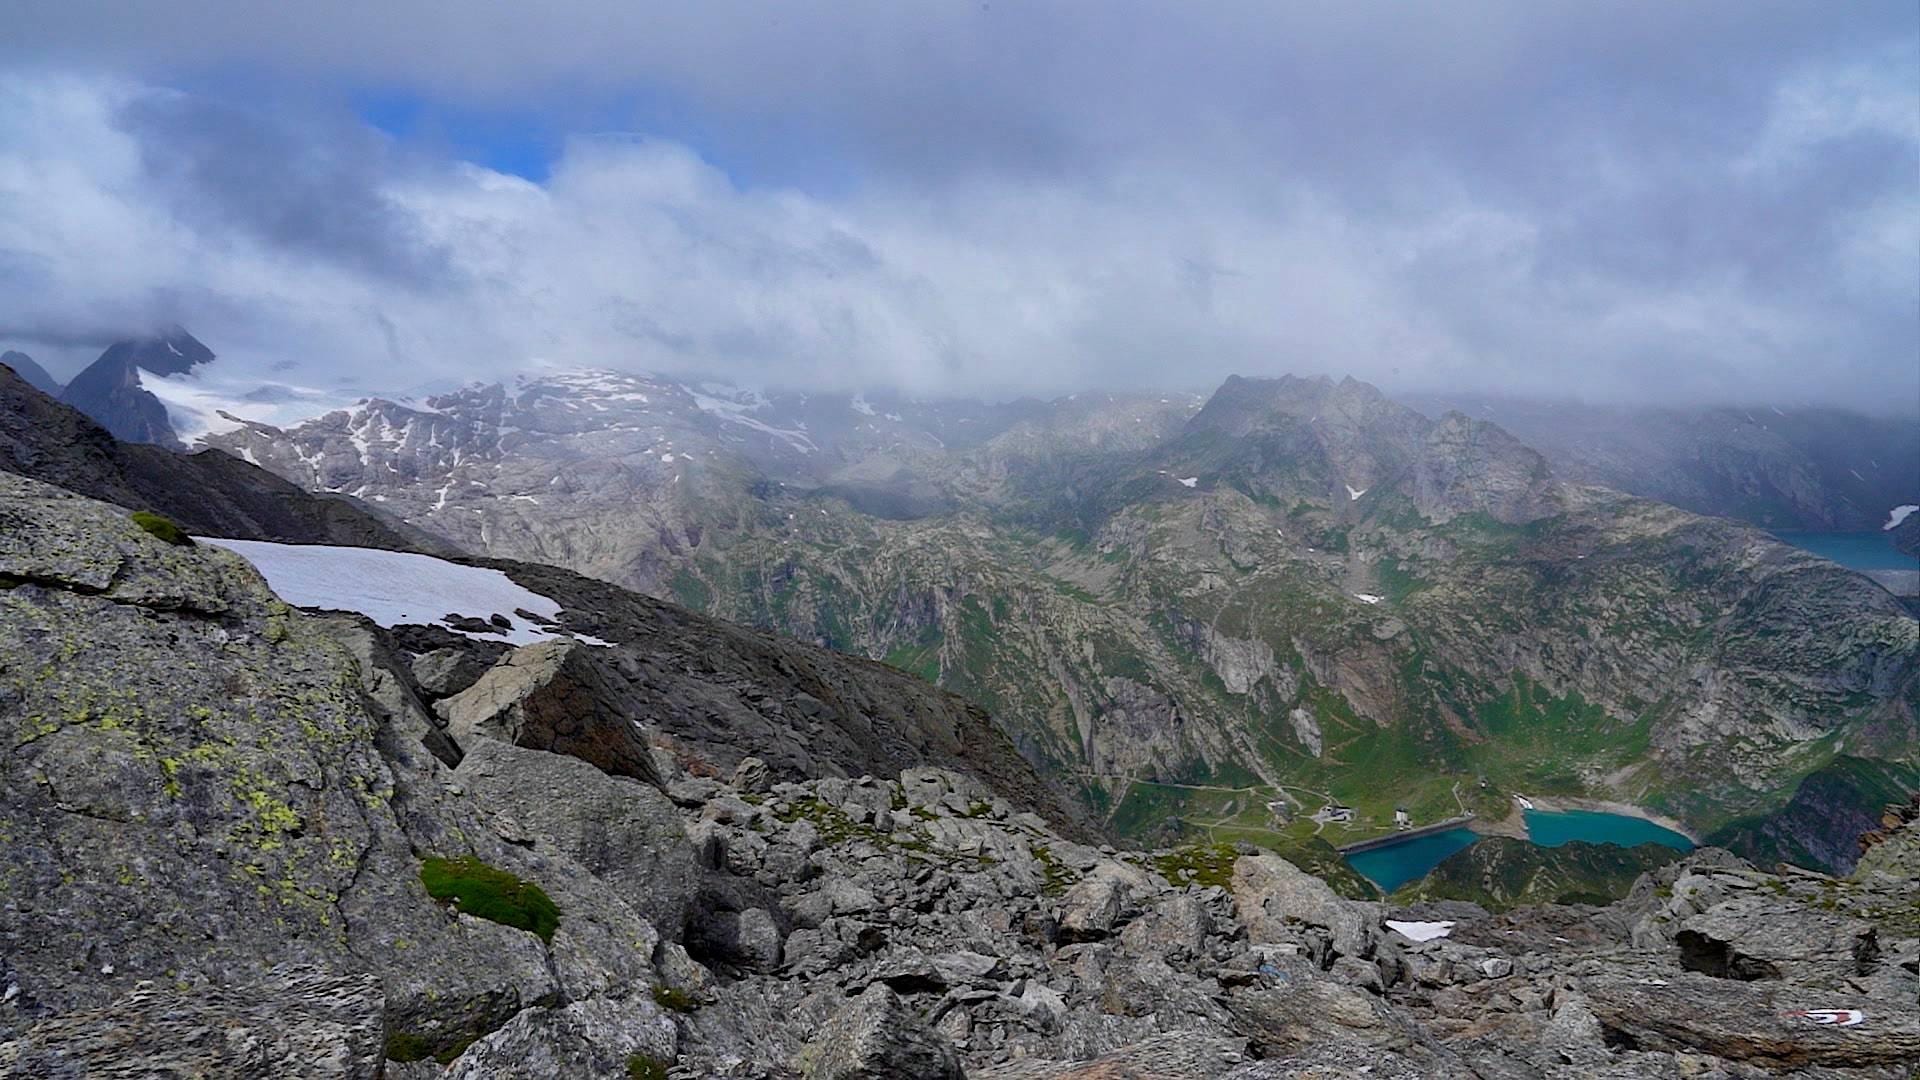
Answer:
194;362;1919;876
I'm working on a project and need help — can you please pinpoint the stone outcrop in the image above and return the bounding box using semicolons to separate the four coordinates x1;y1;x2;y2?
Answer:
792;984;966;1080
439;639;664;787
451;739;699;936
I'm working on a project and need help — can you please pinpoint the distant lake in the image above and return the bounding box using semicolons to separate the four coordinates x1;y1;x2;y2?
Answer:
1774;531;1918;573
1523;809;1693;851
1344;809;1695;893
1343;827;1479;893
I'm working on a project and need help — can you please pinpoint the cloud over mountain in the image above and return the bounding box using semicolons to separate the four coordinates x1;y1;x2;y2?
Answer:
0;3;1913;410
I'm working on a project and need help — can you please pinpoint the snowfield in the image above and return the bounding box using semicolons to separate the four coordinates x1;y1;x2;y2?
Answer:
1385;920;1455;942
204;539;609;647
1886;504;1918;531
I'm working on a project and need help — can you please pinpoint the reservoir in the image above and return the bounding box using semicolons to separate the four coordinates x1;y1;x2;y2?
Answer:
1343;826;1479;893
1773;531;1917;573
1523;809;1693;851
1344;809;1695;893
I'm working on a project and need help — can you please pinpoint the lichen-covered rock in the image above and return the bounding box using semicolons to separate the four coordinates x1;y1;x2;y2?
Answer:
792;983;965;1080
437;639;663;787
1232;853;1377;963
452;738;699;937
0;477;659;1057
1584;972;1920;1069
443;995;678;1080
0;968;384;1079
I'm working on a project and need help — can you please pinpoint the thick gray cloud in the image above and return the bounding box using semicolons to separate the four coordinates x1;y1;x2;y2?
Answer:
0;3;1914;412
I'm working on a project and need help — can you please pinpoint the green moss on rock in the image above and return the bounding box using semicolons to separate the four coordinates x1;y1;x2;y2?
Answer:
130;510;193;546
419;855;560;942
627;1053;672;1080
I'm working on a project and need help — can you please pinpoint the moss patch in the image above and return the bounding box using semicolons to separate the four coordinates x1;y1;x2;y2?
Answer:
652;984;696;1012
627;1053;672;1080
130;510;192;546
419;855;560;942
1155;842;1240;889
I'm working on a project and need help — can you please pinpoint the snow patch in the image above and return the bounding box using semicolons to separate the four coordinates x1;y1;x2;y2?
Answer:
850;393;876;416
1177;476;1199;488
1886;505;1918;531
204;539;609;647
686;385;818;454
1385;920;1454;942
1346;485;1368;501
1352;593;1385;605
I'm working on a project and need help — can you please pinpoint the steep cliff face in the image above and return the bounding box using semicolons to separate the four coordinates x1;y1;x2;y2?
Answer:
1707;757;1920;875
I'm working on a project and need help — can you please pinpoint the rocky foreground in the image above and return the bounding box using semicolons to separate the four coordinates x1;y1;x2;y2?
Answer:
1;472;1917;1078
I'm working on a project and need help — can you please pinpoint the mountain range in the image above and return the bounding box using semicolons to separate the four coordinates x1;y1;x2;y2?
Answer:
178;355;1918;873
2;336;1918;1077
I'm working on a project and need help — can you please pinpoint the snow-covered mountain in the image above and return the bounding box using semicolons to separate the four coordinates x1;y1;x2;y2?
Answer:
53;326;346;447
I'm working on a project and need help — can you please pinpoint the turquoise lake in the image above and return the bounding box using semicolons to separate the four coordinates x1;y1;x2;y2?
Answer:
1343;810;1695;893
1522;809;1694;851
1773;531;1917;572
1343;827;1480;893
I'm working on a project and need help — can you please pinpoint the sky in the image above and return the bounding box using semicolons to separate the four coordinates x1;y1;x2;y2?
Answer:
1;2;1916;413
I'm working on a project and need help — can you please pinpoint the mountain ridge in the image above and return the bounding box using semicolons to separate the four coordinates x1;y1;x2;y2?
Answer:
205;365;1919;871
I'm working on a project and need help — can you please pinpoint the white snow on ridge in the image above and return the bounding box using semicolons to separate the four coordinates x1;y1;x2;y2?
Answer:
686;386;819;454
204;539;609;647
1886;505;1919;531
1385;920;1454;942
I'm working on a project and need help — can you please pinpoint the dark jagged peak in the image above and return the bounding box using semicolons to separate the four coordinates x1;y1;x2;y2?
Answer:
1406;410;1563;525
60;325;217;446
0;360;443;551
104;324;216;377
1;349;60;396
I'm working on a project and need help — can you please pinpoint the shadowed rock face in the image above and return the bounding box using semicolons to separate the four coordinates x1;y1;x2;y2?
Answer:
438;640;666;788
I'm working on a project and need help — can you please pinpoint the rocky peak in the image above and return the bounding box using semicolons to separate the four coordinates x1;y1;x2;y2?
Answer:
58;325;217;446
0;362;434;551
1155;373;1434;510
0;351;59;397
1407;410;1562;524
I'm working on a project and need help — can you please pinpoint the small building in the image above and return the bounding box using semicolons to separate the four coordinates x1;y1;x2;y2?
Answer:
1266;799;1293;824
1321;803;1355;823
1394;808;1412;829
